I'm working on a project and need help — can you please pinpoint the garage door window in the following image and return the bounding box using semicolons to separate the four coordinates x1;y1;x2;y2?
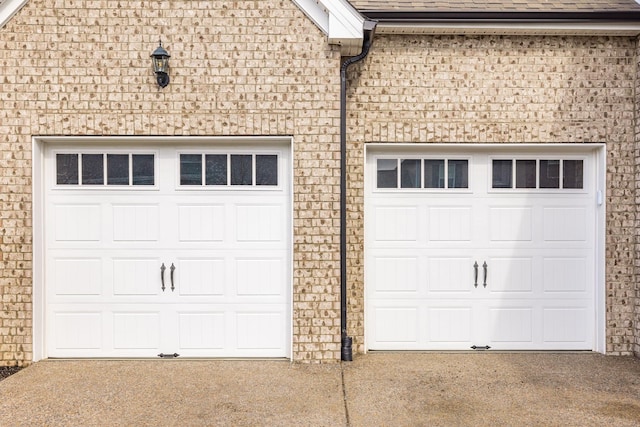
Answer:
56;153;155;186
377;158;468;190
180;153;278;187
492;159;583;190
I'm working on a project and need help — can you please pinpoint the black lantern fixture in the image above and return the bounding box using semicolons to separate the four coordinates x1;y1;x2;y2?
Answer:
150;39;170;88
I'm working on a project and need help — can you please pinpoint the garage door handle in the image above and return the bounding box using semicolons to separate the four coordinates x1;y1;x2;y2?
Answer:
170;263;175;292
473;261;478;288
160;263;166;292
483;261;488;288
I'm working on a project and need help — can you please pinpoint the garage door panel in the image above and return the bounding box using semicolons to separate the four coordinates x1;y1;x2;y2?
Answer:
427;257;474;293
50;311;102;351
373;205;420;243
487;307;533;344
486;257;533;293
54;204;101;241
178;204;225;242
488;207;532;241
236;310;286;350
178;312;226;350
543;307;589;344
428;206;472;241
371;306;419;347
543;207;588;241
53;258;102;295
366;149;597;351
373;256;420;293
44;143;291;359
112;258;161;296
427;307;473;344
113;312;161;349
236;204;284;242
236;258;284;296
543;257;588;293
177;258;225;296
112;204;159;241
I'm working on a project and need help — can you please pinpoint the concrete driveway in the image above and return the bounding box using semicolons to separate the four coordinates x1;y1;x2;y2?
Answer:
1;353;639;426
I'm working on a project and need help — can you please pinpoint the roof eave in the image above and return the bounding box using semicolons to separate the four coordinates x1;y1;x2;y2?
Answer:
291;0;365;56
360;10;640;36
359;11;640;22
0;0;28;29
375;21;640;37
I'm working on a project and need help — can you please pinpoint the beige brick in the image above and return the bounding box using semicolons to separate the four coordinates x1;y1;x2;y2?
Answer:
1;3;640;365
0;0;342;365
345;34;639;356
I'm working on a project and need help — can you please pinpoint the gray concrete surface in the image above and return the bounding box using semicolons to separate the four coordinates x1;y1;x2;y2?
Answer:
0;353;639;426
344;353;640;426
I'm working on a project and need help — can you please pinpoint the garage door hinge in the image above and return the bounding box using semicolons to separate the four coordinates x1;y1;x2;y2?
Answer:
158;353;180;358
470;345;491;351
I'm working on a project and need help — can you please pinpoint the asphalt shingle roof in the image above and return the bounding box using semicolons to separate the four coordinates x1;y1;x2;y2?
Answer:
349;1;640;13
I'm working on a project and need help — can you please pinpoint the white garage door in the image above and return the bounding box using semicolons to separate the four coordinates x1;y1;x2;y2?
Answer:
44;142;291;358
366;146;600;351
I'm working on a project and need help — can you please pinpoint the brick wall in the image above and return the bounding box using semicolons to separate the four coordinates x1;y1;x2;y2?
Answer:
1;3;638;365
0;0;343;365
345;35;638;355
635;38;640;358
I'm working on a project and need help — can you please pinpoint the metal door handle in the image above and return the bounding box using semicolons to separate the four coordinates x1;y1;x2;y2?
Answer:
170;263;175;292
160;263;166;292
483;261;488;288
473;261;478;288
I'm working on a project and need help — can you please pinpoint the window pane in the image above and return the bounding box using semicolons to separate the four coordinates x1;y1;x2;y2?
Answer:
377;159;397;188
448;160;468;189
82;154;103;185
400;159;421;188
231;154;253;185
256;155;278;186
107;154;129;185
515;160;536;189
492;160;512;189
180;154;202;185
563;160;583;189
205;154;227;185
424;159;445;188
56;154;79;185
539;160;560;188
132;154;154;186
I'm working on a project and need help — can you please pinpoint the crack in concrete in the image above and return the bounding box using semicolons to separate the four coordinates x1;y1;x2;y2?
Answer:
341;362;351;427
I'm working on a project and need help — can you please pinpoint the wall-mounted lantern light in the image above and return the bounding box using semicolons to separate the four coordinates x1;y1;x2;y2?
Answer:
150;39;171;88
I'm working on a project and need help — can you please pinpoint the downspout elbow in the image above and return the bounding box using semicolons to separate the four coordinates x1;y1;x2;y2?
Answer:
340;20;377;362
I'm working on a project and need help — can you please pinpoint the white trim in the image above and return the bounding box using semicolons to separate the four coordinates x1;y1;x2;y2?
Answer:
290;0;329;34
291;0;364;55
595;145;607;354
32;136;45;362
324;0;365;42
0;0;27;29
376;22;640;36
363;142;606;354
288;139;295;361
33;135;294;361
35;135;293;146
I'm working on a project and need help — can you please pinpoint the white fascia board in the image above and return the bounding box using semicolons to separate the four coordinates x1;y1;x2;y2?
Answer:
376;21;640;36
322;0;365;43
291;0;364;55
0;0;27;29
291;0;330;34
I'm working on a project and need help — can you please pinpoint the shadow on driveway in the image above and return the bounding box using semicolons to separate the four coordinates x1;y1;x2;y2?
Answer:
343;353;640;426
1;353;639;426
